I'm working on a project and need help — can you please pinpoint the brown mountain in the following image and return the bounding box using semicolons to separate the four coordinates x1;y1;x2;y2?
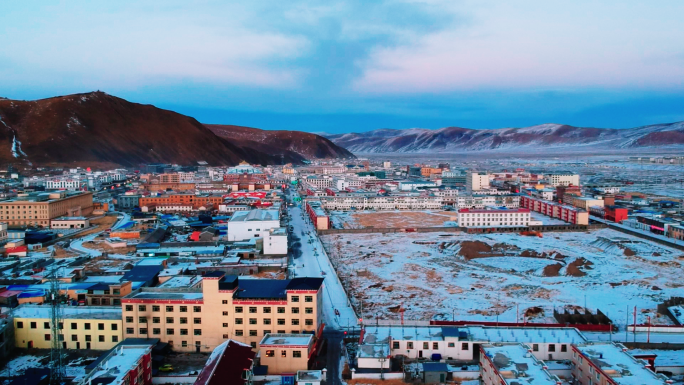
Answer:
0;92;350;168
206;124;354;160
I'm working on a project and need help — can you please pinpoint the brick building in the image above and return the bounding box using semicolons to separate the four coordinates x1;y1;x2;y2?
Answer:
0;191;93;228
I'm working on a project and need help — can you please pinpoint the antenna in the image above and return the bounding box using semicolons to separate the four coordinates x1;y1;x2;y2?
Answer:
47;265;66;385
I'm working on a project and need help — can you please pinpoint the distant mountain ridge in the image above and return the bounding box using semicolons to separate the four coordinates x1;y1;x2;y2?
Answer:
0;92;353;168
326;122;684;153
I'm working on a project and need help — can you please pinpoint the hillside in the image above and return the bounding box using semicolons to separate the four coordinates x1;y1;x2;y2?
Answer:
326;122;684;153
206;124;354;160
0;92;345;168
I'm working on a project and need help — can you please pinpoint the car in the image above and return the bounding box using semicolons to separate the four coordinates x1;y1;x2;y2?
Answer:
158;364;174;372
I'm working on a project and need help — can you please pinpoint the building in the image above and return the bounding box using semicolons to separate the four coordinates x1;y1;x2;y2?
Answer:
0;222;7;243
195;339;256;385
457;208;531;228
571;343;669;385
520;196;589;225
566;196;604;210
318;195;444;211
86;281;133;306
121;273;324;352
398;181;438;191
546;174;580;187
258;333;314;374
80;341;154;385
305;201;330;230
50;216;90;229
138;194;223;211
480;343;561;385
0;191;93;228
466;172;490;193
13;305;123;350
588;206;628;223
263;227;288;255
227;209;281;241
118;194;141;210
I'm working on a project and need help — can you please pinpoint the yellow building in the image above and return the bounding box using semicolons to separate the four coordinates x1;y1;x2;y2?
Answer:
258;333;314;374
121;272;324;352
13;305;123;350
0;191;93;228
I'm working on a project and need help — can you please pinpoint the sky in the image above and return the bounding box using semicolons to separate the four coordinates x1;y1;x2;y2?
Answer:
1;0;684;134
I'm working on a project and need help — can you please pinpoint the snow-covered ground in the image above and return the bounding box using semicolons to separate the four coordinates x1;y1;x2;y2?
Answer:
321;228;684;326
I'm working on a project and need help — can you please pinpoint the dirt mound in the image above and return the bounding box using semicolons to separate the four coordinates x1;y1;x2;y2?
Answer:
387;305;402;313
525;306;544;317
459;241;492;260
543;263;563;277
566;258;593;277
623;247;636;256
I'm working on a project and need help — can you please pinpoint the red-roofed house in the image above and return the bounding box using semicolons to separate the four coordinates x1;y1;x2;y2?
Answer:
194;340;255;385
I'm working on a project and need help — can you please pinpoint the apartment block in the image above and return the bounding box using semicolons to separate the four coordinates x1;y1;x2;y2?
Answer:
546;174;580;187
0;191;93;228
121;273;324;352
480;343;561;385
520;196;589;225
466;172;490;193
457;208;531;227
571;343;669;385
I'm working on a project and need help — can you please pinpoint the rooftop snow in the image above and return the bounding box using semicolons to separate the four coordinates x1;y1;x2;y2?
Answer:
482;343;559;385
14;305;122;320
576;343;668;385
229;209;279;222
260;333;313;346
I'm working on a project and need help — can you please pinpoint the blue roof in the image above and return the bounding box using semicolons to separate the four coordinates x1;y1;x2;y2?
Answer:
236;279;289;299
440;327;461;338
123;265;163;282
423;363;448;372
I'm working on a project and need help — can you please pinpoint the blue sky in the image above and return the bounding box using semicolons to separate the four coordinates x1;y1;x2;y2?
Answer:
1;1;684;133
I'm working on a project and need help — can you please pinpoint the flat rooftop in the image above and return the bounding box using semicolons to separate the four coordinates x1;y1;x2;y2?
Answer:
128;291;203;300
229;209;279;222
483;344;559;385
361;326;586;345
260;333;313;347
576;343;668;385
87;346;151;385
14;305;122;320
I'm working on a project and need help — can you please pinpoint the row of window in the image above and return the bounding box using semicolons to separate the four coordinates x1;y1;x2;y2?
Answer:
126;302;315;313
44;334;118;343
392;341;469;350
125;305;202;312
17;321;117;331
127;328;202;336
264;350;302;358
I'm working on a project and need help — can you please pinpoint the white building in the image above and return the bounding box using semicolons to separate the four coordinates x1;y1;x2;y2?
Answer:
263;227;288;255
319;195;443;211
466;172;490;193
398;181;438;191
457;208;531;227
546;174;580;187
227;209;281;241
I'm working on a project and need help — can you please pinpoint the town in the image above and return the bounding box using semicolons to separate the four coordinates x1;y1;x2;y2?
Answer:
0;157;681;385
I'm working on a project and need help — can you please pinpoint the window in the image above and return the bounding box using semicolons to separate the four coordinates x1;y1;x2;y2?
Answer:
263;307;271;314
222;311;229;316
180;329;188;335
83;323;89;330
166;306;174;312
305;308;313;314
126;328;134;334
223;334;229;338
99;335;105;342
549;344;556;352
293;351;302;358
281;350;287;358
71;335;78;342
112;336;119;342
193;306;201;313
153;328;161;335
462;343;469;350
305;296;313;303
139;317;147;324
264;330;271;335
180;306;187;313
44;322;50;329
138;305;146;311
222;300;228;304
532;344;539;352
70;323;77;330
250;342;257;348
194;329;202;336
561;344;567;352
266;350;275;357
194;318;201;324
152;317;160;324
140;328;148;334
277;330;286;334
182;341;188;348
167;329;174;335
98;323;105;330
448;342;455;348
180;318;188;324
291;296;300;302
126;316;133;323
292;307;300;314
152;305;160;312
235;318;243;325
249;307;257;313
16;322;23;329
264;319;271;325
249;330;257;336
125;305;133;311
111;324;118;331
423;342;429;349
305;319;314;326
86;335;92;341
277;307;285;314
249;318;257;325
235;307;243;313
45;334;51;341
235;330;243;336
392;341;400;349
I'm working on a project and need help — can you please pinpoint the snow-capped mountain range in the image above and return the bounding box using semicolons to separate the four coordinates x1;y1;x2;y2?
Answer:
326;122;684;153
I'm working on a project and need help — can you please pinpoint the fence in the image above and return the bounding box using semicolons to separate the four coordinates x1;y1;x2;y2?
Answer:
430;320;616;332
318;224;602;235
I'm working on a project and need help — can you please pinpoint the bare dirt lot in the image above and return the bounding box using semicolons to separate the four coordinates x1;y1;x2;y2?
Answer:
333;211;457;229
322;228;684;326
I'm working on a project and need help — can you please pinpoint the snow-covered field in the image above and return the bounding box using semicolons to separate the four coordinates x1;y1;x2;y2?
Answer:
330;210;457;229
0;353;97;381
322;228;684;327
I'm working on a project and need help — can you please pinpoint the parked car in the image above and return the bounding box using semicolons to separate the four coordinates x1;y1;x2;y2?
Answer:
159;364;174;372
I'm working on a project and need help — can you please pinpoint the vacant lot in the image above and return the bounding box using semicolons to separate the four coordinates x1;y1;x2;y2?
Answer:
331;210;457;229
322;228;684;326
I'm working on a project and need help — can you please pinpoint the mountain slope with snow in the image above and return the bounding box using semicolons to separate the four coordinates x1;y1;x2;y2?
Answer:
326;122;684;153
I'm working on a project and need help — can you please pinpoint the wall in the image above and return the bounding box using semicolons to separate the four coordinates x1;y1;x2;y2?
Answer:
14;317;122;350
